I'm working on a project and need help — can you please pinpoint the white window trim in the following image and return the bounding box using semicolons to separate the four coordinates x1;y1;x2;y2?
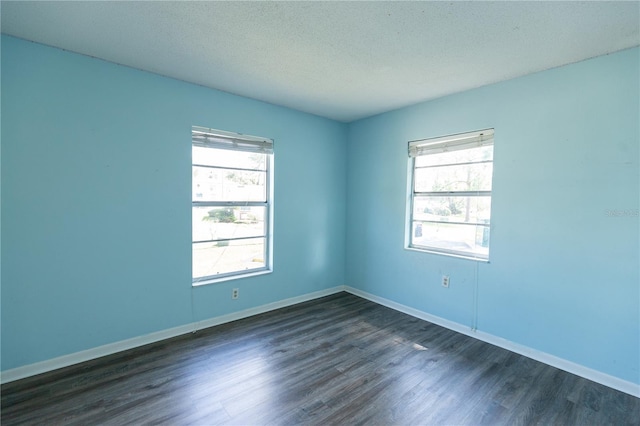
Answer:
405;129;494;262
192;126;274;285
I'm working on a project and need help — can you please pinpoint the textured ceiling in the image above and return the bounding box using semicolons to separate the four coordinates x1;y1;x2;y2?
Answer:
2;1;639;122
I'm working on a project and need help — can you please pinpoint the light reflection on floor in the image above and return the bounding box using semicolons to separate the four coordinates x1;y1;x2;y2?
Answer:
176;339;277;422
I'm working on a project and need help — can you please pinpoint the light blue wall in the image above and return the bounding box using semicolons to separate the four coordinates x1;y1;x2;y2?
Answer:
2;34;639;387
1;36;347;371
346;47;640;384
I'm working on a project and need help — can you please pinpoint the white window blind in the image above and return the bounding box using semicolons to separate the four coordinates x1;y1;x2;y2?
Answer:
409;129;494;157
192;126;273;154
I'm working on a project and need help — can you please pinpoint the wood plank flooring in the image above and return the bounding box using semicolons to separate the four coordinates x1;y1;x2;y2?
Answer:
2;292;639;425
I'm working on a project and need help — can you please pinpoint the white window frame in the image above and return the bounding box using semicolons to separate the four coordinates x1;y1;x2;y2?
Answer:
406;129;494;261
192;126;274;285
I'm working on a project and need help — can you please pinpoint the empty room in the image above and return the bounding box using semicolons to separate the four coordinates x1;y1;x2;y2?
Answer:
1;1;639;424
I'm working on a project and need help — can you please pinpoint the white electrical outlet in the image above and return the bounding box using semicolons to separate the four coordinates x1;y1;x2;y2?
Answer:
442;275;450;288
232;288;239;299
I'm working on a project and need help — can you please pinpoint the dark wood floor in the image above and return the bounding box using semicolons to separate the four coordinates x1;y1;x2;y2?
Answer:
2;292;639;425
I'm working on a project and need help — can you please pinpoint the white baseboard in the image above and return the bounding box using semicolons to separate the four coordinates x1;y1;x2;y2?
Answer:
344;286;640;398
1;285;346;384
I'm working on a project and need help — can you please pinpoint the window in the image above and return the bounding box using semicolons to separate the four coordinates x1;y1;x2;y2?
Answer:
192;126;273;284
407;129;494;260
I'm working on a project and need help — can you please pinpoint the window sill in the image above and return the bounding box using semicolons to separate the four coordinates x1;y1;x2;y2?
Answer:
192;269;272;287
405;246;490;263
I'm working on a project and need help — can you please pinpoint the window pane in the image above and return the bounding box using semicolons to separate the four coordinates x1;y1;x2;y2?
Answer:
193;146;266;170
193;238;266;279
193;166;266;202
411;222;490;257
415;145;493;167
413;196;491;225
193;206;266;242
414;162;493;192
